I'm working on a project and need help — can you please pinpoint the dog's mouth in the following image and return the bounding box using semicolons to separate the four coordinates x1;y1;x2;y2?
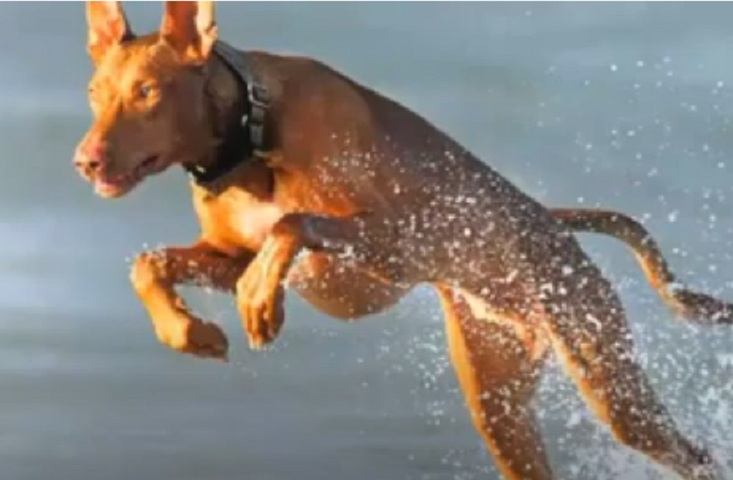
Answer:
93;154;169;198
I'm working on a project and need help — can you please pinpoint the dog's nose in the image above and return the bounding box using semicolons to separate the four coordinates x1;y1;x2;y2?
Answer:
74;138;108;173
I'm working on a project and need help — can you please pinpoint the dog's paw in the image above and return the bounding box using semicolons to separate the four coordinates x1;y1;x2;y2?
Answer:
156;316;229;361
236;224;301;349
236;260;286;350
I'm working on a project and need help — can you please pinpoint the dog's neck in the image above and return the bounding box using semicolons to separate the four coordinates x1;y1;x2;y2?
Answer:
184;44;273;187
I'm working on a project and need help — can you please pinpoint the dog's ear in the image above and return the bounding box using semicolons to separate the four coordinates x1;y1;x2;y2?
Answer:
86;1;133;64
160;1;217;65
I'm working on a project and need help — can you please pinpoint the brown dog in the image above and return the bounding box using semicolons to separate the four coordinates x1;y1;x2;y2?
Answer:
74;2;733;479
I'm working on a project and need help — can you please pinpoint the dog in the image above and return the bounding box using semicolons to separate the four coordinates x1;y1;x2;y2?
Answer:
73;2;733;479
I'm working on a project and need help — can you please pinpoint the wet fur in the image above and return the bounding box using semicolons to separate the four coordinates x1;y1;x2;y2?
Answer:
75;3;732;479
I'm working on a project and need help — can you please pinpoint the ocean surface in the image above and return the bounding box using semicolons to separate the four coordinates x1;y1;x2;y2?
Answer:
0;3;732;479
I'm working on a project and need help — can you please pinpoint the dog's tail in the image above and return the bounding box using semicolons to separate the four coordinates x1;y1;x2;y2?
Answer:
552;207;733;325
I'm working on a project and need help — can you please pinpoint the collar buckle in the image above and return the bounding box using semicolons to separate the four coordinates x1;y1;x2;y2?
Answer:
247;81;269;156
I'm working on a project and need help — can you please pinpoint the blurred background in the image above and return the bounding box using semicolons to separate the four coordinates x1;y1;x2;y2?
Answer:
0;2;732;479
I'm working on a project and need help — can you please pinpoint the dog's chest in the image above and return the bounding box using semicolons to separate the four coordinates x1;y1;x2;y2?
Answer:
193;186;284;253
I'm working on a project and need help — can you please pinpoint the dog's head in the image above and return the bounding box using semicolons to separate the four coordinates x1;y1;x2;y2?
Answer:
74;1;220;198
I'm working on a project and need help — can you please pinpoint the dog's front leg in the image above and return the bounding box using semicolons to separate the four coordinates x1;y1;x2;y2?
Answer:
131;242;253;360
237;212;407;348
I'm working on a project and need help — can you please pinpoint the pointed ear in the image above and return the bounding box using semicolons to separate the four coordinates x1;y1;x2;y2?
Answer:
160;1;217;65
86;1;133;64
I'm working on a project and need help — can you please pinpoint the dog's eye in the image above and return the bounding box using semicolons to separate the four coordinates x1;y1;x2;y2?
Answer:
138;84;153;99
136;83;160;101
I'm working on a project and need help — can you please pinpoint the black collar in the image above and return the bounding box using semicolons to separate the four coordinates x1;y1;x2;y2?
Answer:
184;41;272;185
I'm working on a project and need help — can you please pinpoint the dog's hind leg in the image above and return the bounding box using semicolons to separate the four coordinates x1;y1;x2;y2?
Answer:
540;264;719;480
288;252;412;321
436;286;554;480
